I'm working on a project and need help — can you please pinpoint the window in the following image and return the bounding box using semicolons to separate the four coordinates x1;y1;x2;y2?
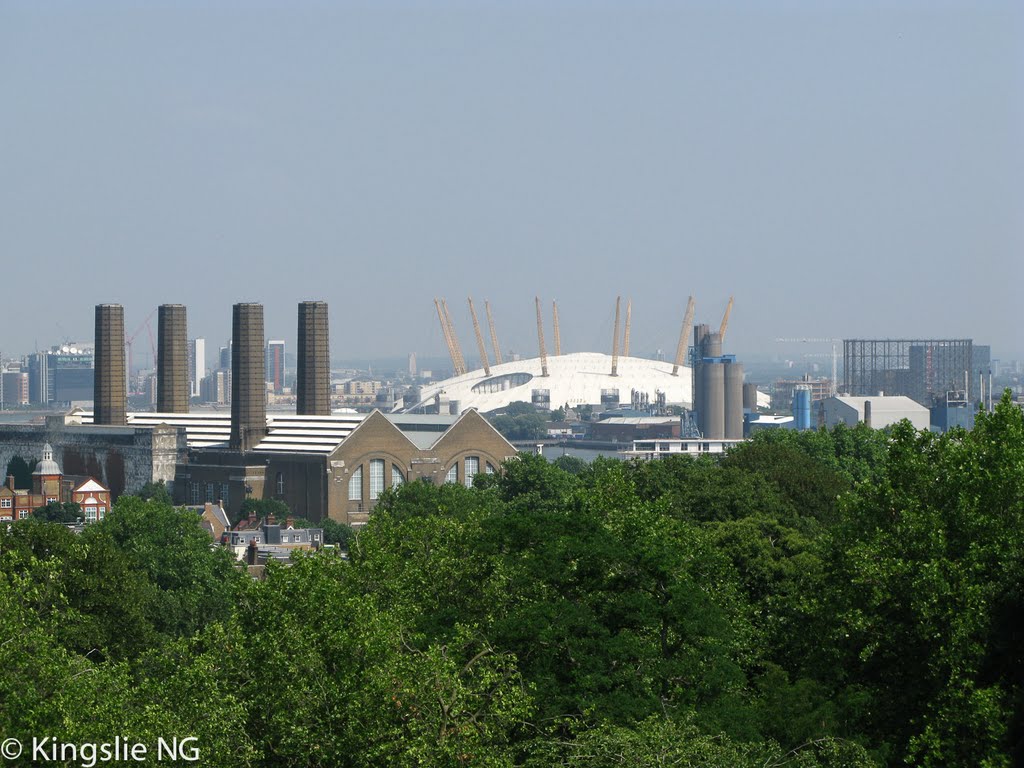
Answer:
46;497;57;504
85;506;98;522
348;466;363;501
392;465;405;487
190;482;200;505
0;514;11;522
485;462;496;475
98;506;106;520
445;464;458;484
369;459;385;500
276;472;284;495
18;510;29;519
220;484;230;507
0;498;11;509
464;456;479;488
205;483;215;503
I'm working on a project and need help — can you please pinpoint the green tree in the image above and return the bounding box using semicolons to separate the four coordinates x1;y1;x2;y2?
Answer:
238;497;290;524
32;500;83;523
4;455;35;490
136;479;173;505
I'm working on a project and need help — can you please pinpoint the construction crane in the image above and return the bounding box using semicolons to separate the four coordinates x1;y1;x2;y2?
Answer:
719;296;734;342
552;301;562;356
441;299;468;376
485;300;503;365
535;296;549;377
775;337;840;395
610;296;621;376
623;298;632;357
126;308;157;395
672;296;695;376
467;297;491;376
435;299;464;377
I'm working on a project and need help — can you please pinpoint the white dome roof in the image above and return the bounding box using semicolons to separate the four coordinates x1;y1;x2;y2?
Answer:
33;443;61;476
399;353;693;414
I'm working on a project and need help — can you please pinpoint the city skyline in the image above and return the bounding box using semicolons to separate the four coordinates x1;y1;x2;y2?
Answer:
3;1;1021;361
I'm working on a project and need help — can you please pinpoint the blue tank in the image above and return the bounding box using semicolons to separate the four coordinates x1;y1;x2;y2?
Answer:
793;387;812;431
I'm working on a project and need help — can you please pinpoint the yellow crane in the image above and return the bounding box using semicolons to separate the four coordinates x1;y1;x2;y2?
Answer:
535;296;549;377
672;296;695;376
623;298;632;357
719;295;734;342
611;296;621;376
485;300;503;365
552;301;562;356
467;297;491;376
441;299;467;376
435;298;462;376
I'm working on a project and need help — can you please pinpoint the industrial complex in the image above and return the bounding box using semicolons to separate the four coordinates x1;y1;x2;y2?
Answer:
0;293;1013;525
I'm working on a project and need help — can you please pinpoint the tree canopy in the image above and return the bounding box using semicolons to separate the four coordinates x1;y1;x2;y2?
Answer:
0;397;1022;766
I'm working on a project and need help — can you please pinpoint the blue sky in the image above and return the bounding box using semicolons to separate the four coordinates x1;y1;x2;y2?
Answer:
3;1;1021;365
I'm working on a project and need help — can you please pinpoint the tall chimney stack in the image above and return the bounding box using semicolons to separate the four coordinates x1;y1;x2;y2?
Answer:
157;304;189;413
296;301;330;416
94;304;126;425
230;303;267;451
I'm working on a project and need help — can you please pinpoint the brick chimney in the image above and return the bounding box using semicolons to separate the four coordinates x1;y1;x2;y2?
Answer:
6;475;14;491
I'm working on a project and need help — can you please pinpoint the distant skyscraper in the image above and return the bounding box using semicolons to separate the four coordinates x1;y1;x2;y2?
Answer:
219;342;231;371
266;340;286;394
408;352;417;376
188;338;206;398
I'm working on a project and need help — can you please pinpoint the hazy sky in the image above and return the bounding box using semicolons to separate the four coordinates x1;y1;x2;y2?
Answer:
3;1;1022;368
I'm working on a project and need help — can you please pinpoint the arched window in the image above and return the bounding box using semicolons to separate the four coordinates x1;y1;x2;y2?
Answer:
369;459;385;500
392;465;405;487
485;462;496;475
445;464;458;484
464;456;479;488
348;465;363;501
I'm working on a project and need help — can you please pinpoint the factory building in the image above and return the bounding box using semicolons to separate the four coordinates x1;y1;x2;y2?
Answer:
843;339;977;407
820;395;930;431
51;300;516;525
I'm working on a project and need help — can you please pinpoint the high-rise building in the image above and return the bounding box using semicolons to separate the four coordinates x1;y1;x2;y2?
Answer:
27;352;49;405
266;340;286;394
188;338;206;398
1;372;29;408
219;343;232;372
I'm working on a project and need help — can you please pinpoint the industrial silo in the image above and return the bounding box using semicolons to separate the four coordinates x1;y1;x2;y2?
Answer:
724;362;744;439
700;362;725;439
793;385;812;431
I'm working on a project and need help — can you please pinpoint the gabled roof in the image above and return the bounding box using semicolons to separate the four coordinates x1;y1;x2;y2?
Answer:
72;478;108;494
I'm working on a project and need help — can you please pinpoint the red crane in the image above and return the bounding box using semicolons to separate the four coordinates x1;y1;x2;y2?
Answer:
125;308;157;395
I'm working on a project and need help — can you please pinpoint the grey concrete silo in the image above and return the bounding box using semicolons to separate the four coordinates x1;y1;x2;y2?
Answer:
724;362;744;439
700;362;725;439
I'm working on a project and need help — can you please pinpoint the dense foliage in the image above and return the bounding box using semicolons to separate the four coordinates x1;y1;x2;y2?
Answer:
1;394;1022;766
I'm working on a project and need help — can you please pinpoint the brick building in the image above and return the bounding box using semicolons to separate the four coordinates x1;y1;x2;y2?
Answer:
171;409;516;526
0;443;111;523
